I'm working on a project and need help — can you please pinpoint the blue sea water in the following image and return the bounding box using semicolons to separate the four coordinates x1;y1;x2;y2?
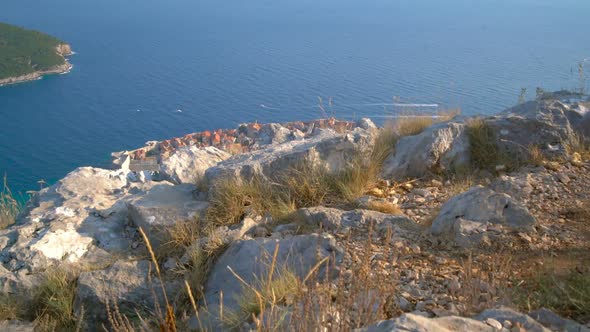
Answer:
1;0;590;194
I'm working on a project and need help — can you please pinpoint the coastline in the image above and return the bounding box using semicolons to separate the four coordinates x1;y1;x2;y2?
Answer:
0;43;73;87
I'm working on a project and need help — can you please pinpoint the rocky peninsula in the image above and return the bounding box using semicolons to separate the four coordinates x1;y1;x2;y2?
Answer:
0;23;73;86
0;91;589;331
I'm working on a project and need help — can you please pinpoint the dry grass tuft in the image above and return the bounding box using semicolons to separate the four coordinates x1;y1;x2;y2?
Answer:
183;231;229;302
206;129;400;227
565;132;590;160
466;118;520;172
226;266;300;328
290;224;399;331
30;268;78;332
393;116;434;137
206;176;291;227
457;253;512;316
0;176;21;229
527;144;545;166
0;293;20;321
515;265;590;323
157;217;204;258
388;109;460;137
280;162;332;208
366;200;402;214
222;243;303;330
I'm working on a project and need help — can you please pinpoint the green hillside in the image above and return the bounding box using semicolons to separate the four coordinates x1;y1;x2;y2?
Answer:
0;22;67;79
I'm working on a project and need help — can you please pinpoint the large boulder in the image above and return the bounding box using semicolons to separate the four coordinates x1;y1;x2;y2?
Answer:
430;186;536;247
381;121;470;180
127;183;208;246
160;146;231;184
203;234;343;315
486;99;590;158
205;128;376;184
74;260;180;331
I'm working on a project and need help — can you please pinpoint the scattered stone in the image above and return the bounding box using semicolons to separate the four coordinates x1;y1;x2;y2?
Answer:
484;317;503;330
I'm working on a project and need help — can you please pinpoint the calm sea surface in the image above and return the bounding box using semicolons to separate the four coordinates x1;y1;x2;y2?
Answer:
1;0;590;194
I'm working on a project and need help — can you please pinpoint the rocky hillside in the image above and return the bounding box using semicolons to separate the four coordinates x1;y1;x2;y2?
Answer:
0;92;589;331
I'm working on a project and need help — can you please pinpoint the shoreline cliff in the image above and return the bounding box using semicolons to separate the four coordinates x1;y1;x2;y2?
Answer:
0;43;73;87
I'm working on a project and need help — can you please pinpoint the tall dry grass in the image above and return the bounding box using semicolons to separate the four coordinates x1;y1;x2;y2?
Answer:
289;224;399;331
0;176;21;229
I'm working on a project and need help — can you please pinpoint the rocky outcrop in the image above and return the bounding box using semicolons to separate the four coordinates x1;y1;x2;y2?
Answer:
205;127;376;184
430;186;536;247
0;167;157;291
487;99;590;158
382;120;470;180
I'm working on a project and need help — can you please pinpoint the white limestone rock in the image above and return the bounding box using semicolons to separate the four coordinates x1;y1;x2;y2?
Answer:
160;146;231;184
382;121;470;180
